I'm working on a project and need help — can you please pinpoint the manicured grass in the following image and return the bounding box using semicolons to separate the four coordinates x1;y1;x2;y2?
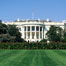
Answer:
0;50;66;66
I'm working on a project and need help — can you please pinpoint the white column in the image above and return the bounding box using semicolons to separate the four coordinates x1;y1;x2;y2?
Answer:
42;27;43;39
35;26;36;40
39;26;40;39
26;26;28;39
22;26;24;39
30;26;32;39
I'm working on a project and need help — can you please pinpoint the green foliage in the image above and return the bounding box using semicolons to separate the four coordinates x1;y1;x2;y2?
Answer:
0;34;10;42
0;23;25;42
7;25;25;42
46;25;63;42
0;22;10;42
8;25;20;36
0;23;8;34
40;39;47;42
0;42;66;49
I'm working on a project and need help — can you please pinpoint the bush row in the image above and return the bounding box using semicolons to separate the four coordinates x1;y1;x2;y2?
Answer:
0;42;66;49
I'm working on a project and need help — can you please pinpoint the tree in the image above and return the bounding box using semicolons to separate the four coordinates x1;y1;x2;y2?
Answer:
46;25;63;42
0;22;25;42
8;25;24;42
0;20;2;23
0;21;9;42
0;22;8;34
40;39;47;42
8;25;19;36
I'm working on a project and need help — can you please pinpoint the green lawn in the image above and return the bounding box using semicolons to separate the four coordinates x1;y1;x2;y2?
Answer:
0;50;66;66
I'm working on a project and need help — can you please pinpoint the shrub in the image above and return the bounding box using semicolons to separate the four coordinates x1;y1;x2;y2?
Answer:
40;39;47;42
0;42;66;49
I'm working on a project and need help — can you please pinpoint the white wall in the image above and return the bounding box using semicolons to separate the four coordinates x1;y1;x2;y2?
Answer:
4;20;64;42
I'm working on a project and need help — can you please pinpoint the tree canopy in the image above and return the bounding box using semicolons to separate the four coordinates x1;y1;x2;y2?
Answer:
8;25;24;42
0;22;25;42
0;22;8;34
46;25;63;42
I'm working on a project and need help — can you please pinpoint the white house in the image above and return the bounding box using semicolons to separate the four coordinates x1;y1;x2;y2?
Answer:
4;18;66;42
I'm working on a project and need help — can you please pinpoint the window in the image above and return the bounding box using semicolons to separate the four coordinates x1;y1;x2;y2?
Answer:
28;32;30;39
40;27;42;31
40;32;42;38
36;26;39;31
28;26;30;31
32;32;35;39
24;26;26;31
32;26;35;31
24;32;26;39
36;32;39;39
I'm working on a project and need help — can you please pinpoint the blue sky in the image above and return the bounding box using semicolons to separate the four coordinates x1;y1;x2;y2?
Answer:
0;0;66;22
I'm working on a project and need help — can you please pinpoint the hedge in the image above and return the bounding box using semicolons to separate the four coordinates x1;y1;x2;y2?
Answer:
0;42;66;49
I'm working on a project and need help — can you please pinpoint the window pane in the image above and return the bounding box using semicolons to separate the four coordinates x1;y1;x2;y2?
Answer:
28;26;30;31
24;32;26;39
32;32;35;39
36;26;39;31
32;26;35;31
28;32;30;39
24;26;26;31
40;32;42;38
40;27;42;31
36;32;39;39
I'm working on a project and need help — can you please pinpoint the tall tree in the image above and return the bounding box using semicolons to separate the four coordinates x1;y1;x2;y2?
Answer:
46;25;63;42
0;21;8;34
0;20;10;42
8;25;20;36
8;25;23;42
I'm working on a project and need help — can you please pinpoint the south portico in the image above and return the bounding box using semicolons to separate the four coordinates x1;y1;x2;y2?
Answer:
23;24;44;42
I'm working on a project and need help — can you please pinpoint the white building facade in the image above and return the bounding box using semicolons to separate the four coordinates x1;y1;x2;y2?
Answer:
4;19;66;42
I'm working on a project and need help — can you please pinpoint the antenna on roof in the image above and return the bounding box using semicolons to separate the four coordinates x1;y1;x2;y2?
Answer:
32;9;34;20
